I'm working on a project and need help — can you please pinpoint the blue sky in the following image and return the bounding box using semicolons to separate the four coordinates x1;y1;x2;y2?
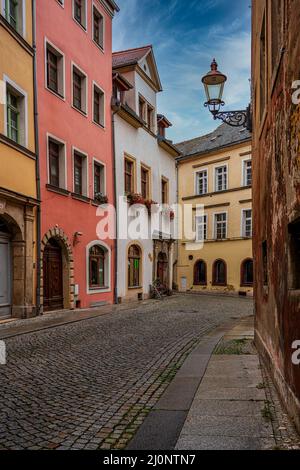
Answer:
113;0;251;143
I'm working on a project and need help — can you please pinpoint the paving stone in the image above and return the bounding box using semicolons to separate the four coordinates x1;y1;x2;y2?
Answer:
176;435;275;450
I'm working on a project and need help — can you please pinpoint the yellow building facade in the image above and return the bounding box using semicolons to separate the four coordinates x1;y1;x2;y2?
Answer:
0;2;38;318
176;124;253;296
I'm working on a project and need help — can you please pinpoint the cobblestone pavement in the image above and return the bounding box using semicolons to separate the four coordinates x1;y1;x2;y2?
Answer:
0;294;253;450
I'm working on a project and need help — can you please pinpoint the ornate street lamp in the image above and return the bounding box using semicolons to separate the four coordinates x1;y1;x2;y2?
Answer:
202;59;252;131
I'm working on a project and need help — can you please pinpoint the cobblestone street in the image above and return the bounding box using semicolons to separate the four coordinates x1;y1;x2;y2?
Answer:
0;295;253;450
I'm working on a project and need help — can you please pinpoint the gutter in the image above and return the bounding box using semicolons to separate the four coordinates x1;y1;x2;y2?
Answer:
32;0;42;316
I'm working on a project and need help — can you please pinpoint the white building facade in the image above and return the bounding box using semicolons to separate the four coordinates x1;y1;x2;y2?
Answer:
112;46;180;302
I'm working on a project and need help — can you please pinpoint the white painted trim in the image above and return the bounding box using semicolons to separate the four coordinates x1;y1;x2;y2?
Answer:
241;207;252;238
44;37;66;100
71;61;88;117
3;74;28;148
212;211;228;239
194;167;208;195
72;0;88;32
195;213;208;242
92;157;106;199
241;156;252;187
213;162;229;192
86;240;112;294
56;0;64;7
1;0;26;37
92;0;105;52
72;146;89;197
92;80;105;128
46;132;67;190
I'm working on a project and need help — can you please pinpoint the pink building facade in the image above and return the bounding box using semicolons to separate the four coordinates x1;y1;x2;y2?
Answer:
36;0;119;311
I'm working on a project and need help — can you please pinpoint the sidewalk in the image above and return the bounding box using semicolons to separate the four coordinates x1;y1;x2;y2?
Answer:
176;317;275;450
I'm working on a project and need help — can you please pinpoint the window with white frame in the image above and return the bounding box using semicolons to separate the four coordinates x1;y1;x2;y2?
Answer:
93;4;104;49
242;209;252;237
73;149;88;197
243;159;252;186
195;215;207;242
5;80;27;147
73;0;87;29
47;136;67;189
46;41;65;98
215;165;227;192
72;64;87;114
93;83;105;127
214;213;227;239
3;0;25;35
195;170;208;195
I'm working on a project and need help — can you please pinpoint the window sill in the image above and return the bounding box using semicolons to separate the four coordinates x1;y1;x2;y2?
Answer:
240;284;253;288
72;105;88;118
73;17;87;33
128;286;142;290
46;184;70;196
92;120;105;130
88;287;111;294
93;40;104;54
46;86;65;101
212;284;227;287
71;193;90;203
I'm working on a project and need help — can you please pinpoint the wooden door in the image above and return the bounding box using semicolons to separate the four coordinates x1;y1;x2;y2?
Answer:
0;233;11;318
43;239;64;312
157;253;168;287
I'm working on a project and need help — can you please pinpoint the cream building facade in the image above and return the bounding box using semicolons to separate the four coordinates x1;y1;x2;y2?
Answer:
176;124;253;296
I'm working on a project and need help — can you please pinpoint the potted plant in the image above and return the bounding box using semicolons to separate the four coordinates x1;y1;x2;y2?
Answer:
95;192;109;205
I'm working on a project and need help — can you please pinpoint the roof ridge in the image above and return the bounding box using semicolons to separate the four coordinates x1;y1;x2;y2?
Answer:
112;45;152;56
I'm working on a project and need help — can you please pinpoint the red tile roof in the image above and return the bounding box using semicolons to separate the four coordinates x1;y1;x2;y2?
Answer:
112;45;152;69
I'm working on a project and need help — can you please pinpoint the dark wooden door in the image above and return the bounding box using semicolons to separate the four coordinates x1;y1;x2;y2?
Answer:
157;253;168;287
43;239;64;312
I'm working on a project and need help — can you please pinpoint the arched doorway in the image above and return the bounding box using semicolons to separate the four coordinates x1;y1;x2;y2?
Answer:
157;252;168;286
43;238;64;311
0;217;11;318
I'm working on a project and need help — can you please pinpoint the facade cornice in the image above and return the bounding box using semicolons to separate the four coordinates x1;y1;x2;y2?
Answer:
0;134;36;160
0;15;34;55
0;186;39;206
182;185;252;202
176;139;252;164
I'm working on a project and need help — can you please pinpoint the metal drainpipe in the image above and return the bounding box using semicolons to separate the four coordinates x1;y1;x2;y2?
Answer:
32;0;42;315
111;102;120;305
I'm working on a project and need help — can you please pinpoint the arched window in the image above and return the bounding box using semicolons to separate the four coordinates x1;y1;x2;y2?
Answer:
194;260;207;285
89;245;105;288
212;259;227;286
241;259;254;287
128;245;141;288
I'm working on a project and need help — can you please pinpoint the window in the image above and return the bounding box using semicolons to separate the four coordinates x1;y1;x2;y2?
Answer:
215;165;227;191
93;84;104;127
124;158;134;194
161;178;168;204
196;170;208;195
73;150;88;196
147;105;154;131
93;5;104;49
194;260;207;286
242;209;252;238
262;241;268;286
89;245;105;288
94;161;105;197
46;42;65;98
6;89;19;143
72;65;87;114
139;96;146;121
241;259;254;287
288;219;300;290
4;0;24;35
214;213;227;240
73;0;86;29
195;215;207;242
243;159;252;186
5;80;27;147
212;260;227;286
141;166;150;199
47;136;66;189
128;245;141;288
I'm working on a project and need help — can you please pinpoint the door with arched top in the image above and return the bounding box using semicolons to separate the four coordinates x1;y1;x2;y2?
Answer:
43;239;64;311
0;232;11;318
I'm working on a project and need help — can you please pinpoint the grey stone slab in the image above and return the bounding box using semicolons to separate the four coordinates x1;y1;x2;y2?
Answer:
188;399;264;417
175;354;210;379
197;386;266;401
179;415;273;438
127;410;187;450
154;377;200;411
176;435;275;450
199;376;263;389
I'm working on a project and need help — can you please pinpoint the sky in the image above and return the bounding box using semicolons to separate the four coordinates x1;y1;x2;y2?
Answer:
112;0;251;143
